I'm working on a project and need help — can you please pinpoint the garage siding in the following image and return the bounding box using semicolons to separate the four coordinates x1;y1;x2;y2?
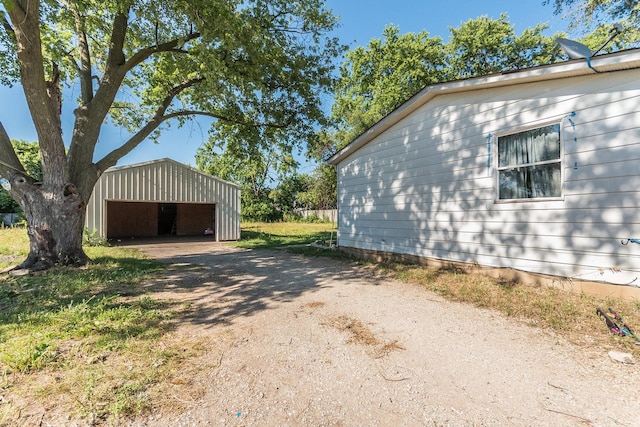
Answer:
86;158;240;240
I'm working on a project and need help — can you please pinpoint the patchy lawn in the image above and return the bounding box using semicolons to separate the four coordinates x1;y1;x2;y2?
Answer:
235;221;337;249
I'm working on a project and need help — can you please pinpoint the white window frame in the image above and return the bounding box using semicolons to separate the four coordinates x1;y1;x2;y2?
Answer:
495;121;563;202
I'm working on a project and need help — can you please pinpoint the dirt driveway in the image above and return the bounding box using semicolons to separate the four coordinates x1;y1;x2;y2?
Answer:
125;239;640;426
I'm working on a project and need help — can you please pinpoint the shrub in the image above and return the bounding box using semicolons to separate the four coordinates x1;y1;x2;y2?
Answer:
83;228;110;247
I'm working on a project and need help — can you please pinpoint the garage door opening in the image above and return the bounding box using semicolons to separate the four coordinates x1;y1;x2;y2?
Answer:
106;201;216;239
158;203;177;235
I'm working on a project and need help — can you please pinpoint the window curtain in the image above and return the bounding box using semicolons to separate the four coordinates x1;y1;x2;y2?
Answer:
498;124;561;199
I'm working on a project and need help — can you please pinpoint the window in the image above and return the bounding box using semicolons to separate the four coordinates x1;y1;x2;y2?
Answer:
497;123;561;200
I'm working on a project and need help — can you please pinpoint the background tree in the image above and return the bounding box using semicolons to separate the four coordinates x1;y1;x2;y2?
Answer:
309;15;564;211
297;164;337;210
447;14;561;78
0;183;17;215
545;0;640;29
330;25;447;148
269;174;306;218
323;15;564;157
0;0;341;270
195;130;299;221
544;0;640;48
0;140;40;215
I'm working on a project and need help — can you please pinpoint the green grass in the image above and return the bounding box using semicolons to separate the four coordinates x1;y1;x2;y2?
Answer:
0;227;29;270
234;221;337;249
0;229;196;424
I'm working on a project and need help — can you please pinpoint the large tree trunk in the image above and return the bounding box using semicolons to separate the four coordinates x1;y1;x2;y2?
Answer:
16;179;89;271
1;2;91;270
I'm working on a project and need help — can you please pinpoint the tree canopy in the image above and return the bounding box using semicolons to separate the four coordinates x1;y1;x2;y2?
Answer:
195;133;335;221
545;0;639;30
0;0;341;175
324;15;564;157
447;14;560;78
196;134;299;221
545;0;640;50
0;0;342;269
329;25;447;146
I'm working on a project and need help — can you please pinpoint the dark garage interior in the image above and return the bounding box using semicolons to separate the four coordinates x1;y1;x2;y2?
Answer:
106;201;215;238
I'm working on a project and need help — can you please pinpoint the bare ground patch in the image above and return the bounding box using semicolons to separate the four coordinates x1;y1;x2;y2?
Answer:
125;244;640;426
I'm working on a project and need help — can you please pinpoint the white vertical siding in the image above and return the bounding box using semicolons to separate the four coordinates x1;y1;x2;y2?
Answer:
336;69;640;284
85;158;240;240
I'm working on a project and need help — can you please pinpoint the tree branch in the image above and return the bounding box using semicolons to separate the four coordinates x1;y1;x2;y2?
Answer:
107;8;128;66
68;8;129;178
7;0;68;184
161;110;288;129
94;115;167;172
70;17;202;186
94;77;204;171
46;61;62;116
95;106;291;174
1;12;15;37
122;31;201;74
72;7;93;104
5;0;26;24
0;121;25;176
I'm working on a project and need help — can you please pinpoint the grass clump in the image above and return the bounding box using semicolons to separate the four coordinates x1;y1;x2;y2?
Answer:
326;314;405;358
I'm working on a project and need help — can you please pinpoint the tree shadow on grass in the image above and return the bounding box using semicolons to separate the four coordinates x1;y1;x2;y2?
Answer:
236;229;334;249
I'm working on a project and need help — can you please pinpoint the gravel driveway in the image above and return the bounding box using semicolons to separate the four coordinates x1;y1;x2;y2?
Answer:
124;239;640;426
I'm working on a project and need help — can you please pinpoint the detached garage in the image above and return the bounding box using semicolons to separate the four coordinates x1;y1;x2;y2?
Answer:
85;158;240;241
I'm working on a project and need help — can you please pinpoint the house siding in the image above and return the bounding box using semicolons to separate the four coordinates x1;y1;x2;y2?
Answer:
336;69;640;284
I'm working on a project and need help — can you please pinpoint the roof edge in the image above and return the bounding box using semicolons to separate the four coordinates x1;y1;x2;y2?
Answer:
104;158;240;189
327;48;640;166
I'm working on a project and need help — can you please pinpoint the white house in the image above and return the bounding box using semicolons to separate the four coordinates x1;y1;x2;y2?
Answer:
85;158;240;241
328;49;640;297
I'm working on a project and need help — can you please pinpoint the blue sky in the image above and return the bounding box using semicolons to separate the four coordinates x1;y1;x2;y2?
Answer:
0;1;568;170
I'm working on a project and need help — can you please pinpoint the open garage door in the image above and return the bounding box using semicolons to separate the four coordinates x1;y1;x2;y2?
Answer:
106;201;215;239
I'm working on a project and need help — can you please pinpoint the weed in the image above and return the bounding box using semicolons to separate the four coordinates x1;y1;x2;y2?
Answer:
83;228;110;247
304;301;326;309
328;315;380;346
326;315;404;358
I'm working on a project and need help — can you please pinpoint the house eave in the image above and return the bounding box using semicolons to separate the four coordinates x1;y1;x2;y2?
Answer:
327;48;640;166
